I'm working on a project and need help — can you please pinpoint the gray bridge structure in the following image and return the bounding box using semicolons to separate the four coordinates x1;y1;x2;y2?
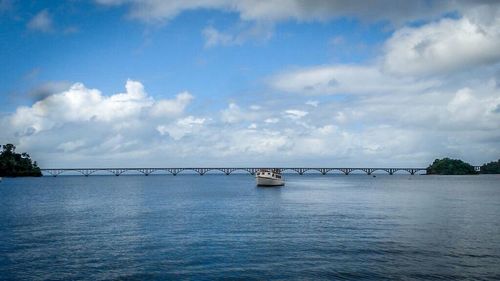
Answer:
37;167;464;177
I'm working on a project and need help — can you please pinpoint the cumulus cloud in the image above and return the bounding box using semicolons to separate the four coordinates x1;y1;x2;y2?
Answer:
9;80;197;134
157;116;206;140
0;80;201;165
150;91;193;117
27;81;73;101
27;10;53;32
220;102;262;123
10;80;154;134
383;14;500;76
1;77;499;167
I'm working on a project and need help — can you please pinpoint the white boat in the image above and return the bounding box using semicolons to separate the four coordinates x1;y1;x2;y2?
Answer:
256;169;284;186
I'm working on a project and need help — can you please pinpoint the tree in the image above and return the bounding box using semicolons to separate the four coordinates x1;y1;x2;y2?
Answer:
2;143;15;154
480;159;500;174
0;144;42;177
426;158;477;175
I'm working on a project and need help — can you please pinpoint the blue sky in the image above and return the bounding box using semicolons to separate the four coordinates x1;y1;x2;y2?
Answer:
1;1;388;109
1;0;499;167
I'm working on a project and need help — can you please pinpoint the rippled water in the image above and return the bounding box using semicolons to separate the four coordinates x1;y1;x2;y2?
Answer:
1;174;499;280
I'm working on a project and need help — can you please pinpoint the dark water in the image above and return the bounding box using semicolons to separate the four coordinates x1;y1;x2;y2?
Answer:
1;174;499;280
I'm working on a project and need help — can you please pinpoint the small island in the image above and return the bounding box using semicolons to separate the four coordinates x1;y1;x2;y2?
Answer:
426;157;500;175
426;158;477;175
0;144;42;177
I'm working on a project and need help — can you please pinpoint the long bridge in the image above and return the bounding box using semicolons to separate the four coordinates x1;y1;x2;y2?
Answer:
38;167;458;177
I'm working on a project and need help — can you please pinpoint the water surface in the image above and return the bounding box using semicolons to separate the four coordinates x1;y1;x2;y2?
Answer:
1;174;499;280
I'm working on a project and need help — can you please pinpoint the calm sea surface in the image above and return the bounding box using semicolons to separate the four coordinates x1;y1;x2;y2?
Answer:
1;174;499;280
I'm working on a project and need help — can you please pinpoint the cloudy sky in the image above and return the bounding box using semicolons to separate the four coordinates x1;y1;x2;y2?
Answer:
1;0;499;168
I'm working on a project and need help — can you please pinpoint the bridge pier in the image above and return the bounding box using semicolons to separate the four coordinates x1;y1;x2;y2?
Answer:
361;168;375;175
383;168;397;175
44;169;65;177
77;169;97;177
244;168;258;175
138;168;156;176
317;168;332;175
107;169;127;176
292;168;309;175
339;168;353;175
165;168;182;176
405;168;416;175
219;168;236;175
195;168;210;175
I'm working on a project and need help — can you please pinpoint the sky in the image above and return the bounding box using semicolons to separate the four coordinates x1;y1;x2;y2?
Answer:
0;0;499;168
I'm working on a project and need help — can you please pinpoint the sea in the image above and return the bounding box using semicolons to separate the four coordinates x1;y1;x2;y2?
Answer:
0;174;499;280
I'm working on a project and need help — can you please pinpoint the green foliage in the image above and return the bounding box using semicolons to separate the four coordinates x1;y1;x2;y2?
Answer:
0;144;42;177
479;159;500;174
426;158;477;175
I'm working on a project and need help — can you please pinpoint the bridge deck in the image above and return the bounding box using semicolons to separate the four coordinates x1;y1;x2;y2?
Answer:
39;167;441;177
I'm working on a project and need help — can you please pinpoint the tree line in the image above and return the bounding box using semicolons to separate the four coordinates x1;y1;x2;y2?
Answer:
426;158;500;175
0;144;42;177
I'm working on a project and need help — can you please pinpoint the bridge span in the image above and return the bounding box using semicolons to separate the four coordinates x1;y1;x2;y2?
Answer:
39;167;438;177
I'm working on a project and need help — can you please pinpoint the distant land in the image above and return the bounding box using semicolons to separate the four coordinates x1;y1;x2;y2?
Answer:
427;158;500;175
0;144;42;177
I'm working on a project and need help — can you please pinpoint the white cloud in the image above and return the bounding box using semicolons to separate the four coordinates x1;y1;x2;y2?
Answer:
220;102;262;123
220;103;242;123
284;109;308;120
1;77;499;167
383;15;500;76
57;140;86;153
8;80;192;135
264;118;279;124
27;10;53;32
444;87;500;129
94;0;500;54
157;116;206;140
95;0;454;25
271;65;438;95
150;91;193;117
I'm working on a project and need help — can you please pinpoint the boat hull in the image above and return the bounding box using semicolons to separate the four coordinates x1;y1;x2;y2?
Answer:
256;176;284;186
